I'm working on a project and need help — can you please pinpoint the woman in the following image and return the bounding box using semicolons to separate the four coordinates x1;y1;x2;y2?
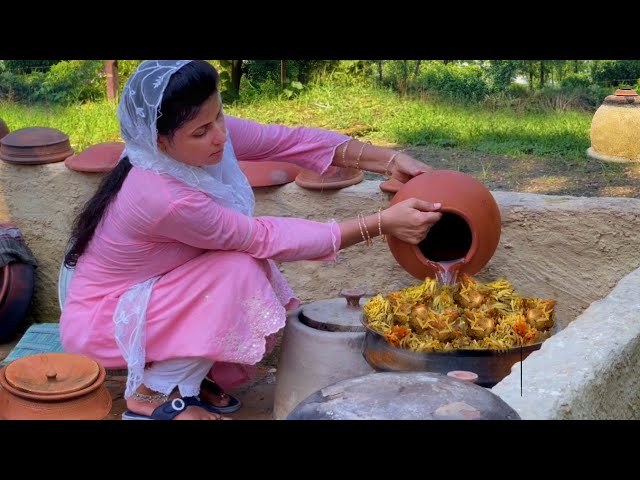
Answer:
60;60;442;420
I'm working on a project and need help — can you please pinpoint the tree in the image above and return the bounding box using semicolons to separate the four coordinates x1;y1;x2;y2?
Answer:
105;60;119;102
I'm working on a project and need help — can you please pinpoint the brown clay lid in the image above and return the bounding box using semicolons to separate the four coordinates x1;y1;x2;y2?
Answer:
64;141;124;173
0;119;9;140
603;89;640;106
0;127;74;165
239;160;301;187
2;352;101;399
299;288;369;332
295;166;364;190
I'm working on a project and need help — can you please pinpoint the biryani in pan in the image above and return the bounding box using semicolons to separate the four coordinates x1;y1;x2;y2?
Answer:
363;274;555;353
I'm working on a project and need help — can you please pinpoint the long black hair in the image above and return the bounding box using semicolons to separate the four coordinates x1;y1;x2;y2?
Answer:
64;60;220;267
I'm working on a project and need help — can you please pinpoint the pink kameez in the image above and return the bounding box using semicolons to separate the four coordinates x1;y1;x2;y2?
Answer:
60;116;350;390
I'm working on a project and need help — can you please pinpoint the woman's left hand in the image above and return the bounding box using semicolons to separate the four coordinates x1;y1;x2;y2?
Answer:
389;153;432;184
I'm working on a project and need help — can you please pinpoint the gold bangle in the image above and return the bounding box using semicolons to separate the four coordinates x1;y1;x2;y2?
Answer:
357;213;368;245
377;208;386;242
355;143;366;170
385;152;399;177
362;213;372;246
358;213;372;246
340;141;349;168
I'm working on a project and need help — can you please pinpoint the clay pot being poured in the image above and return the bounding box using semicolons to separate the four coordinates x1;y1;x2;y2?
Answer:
387;170;501;280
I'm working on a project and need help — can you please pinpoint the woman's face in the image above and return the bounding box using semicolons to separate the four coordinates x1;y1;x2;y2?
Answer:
157;94;227;167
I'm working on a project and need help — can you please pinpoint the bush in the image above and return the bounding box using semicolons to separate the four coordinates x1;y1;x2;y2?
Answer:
238;74;281;103
4;60;61;74
483;83;609;113
416;63;489;103
245;60;339;84
116;60;144;96
561;73;591;90
507;83;529;97
0;71;42;102
483;60;519;93
35;60;105;104
590;60;640;87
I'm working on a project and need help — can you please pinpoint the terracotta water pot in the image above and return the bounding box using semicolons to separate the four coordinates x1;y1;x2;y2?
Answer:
387;170;501;279
0;352;112;420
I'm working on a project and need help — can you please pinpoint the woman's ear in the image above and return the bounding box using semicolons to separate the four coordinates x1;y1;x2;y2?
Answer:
157;136;167;153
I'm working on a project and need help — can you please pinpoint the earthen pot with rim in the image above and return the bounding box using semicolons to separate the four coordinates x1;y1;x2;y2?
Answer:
0;127;74;165
587;88;640;163
387;170;501;280
0;352;112;420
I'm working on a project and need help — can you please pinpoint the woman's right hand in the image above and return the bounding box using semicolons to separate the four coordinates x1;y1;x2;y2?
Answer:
381;198;442;244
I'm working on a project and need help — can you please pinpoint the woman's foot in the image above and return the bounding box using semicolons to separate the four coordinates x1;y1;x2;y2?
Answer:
199;384;232;409
126;385;231;420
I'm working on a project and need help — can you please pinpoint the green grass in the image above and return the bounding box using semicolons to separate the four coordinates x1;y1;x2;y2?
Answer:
0;83;593;163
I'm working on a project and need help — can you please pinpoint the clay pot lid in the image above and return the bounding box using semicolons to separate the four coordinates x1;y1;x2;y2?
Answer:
299;288;370;333
286;371;521;420
603;89;640;106
295;166;364;190
2;352;101;398
0;127;74;165
2;126;69;148
239;160;301;187
65;142;124;173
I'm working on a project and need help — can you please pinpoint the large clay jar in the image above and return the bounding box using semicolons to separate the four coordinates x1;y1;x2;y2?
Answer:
387;170;501;279
587;88;640;163
0;352;112;420
0;127;74;165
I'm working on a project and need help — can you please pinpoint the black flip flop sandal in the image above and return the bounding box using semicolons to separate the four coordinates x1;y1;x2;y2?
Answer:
200;377;242;414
